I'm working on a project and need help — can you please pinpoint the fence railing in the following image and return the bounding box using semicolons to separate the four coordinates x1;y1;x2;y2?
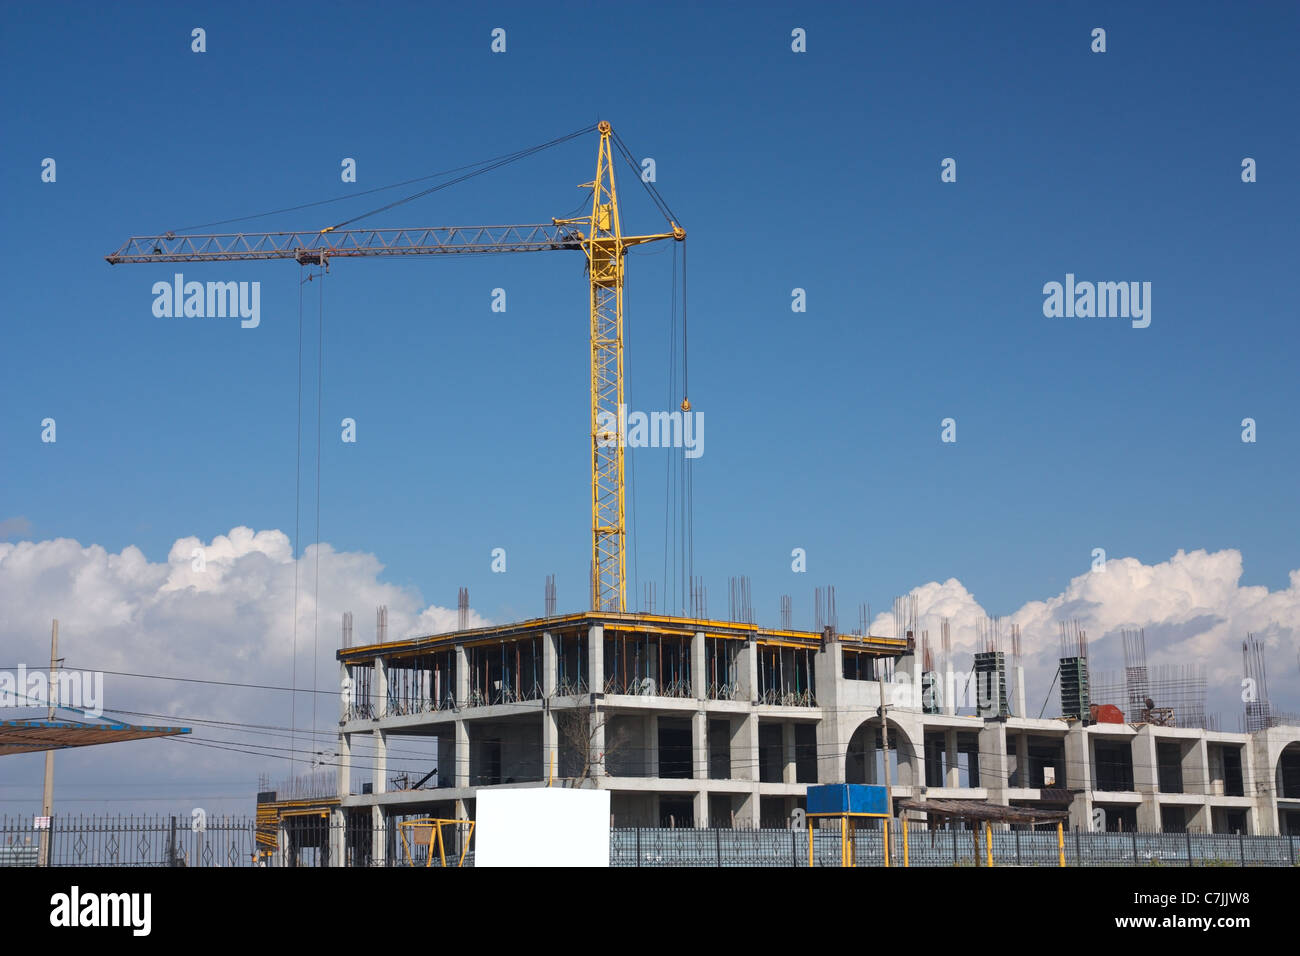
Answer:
0;815;259;867
3;816;1297;867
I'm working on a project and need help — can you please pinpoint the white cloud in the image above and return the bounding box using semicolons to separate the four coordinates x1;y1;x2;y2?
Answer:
872;548;1300;725
0;528;486;814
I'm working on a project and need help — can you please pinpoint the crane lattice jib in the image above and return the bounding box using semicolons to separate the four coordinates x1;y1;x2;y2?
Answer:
105;122;684;613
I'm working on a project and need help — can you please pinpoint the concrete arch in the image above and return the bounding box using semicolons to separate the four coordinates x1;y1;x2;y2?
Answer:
845;717;919;789
1276;738;1300;799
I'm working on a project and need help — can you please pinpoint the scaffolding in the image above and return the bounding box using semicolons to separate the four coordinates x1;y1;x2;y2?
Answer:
603;632;692;698
466;638;543;707
387;650;458;715
555;632;589;697
756;642;816;707
1058;620;1090;721
706;635;743;700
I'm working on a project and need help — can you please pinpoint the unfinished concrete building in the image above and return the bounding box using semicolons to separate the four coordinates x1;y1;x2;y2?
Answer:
329;612;1300;861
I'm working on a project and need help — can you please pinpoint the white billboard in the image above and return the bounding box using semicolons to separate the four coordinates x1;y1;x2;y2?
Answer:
475;788;611;867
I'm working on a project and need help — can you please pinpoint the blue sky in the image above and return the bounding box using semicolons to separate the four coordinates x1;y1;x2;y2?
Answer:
1;2;1298;812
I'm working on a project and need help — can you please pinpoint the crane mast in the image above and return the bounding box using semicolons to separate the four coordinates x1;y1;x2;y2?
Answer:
107;121;684;613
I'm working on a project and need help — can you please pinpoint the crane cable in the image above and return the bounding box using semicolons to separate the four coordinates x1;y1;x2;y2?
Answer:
289;265;326;772
326;124;600;231
172;124;600;233
609;130;694;613
311;268;325;749
289;272;306;771
609;130;681;229
681;241;693;598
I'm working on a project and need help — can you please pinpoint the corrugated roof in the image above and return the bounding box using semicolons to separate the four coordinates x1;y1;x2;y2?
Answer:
896;798;1069;824
0;719;190;756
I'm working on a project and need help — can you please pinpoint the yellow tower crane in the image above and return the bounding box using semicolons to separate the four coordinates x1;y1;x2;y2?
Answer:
106;122;685;612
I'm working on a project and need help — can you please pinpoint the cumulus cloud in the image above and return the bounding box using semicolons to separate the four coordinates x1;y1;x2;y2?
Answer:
871;548;1300;725
0;527;486;814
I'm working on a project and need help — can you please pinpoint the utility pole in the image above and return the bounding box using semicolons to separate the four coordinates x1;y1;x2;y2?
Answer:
879;670;894;866
38;618;59;867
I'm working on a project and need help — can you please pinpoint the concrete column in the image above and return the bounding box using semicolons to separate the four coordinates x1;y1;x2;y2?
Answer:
742;638;758;702
371;805;386;867
1240;738;1263;834
454;720;470;787
733;714;759;782
1133;728;1158;794
373;729;388;794
693;710;708;780
735;789;757;829
542;630;559;783
1132;728;1160;830
943;662;956;716
693;789;709;828
782;721;797;784
818;711;844;785
583;629;607;780
542;708;558;783
944;729;959;788
454;645;468;705
1064;726;1093;830
337;731;351;798
590;703;606;780
1016;731;1029;788
1207;745;1225;796
329;807;345;867
895;653;917;705
1184;737;1209;797
1068;792;1094;832
542;631;557;696
645;713;659;777
277;820;290;867
692;631;707;698
374;656;388;718
340;661;352;722
588;625;605;694
979;723;1008;805
1014;664;1027;718
813;634;840;713
1064;725;1091;791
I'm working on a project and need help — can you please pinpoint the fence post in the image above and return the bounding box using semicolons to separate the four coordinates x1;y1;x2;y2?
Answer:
1074;827;1081;866
951;826;957;865
1132;829;1138;865
715;827;722;867
1015;827;1021;866
1185;828;1193;866
1238;831;1245;867
791;827;797;868
635;827;641;867
1290;833;1295;866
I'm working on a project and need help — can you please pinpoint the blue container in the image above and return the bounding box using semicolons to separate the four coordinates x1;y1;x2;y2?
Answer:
806;784;888;816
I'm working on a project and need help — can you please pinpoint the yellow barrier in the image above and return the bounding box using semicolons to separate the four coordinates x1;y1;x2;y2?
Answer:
397;818;475;868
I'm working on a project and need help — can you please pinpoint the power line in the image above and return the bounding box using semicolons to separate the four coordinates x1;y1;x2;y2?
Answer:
66;665;340;696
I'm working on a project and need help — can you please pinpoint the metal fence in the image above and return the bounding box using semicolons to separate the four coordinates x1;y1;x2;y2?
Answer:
3;815;1298;867
615;827;1300;867
0;815;259;867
